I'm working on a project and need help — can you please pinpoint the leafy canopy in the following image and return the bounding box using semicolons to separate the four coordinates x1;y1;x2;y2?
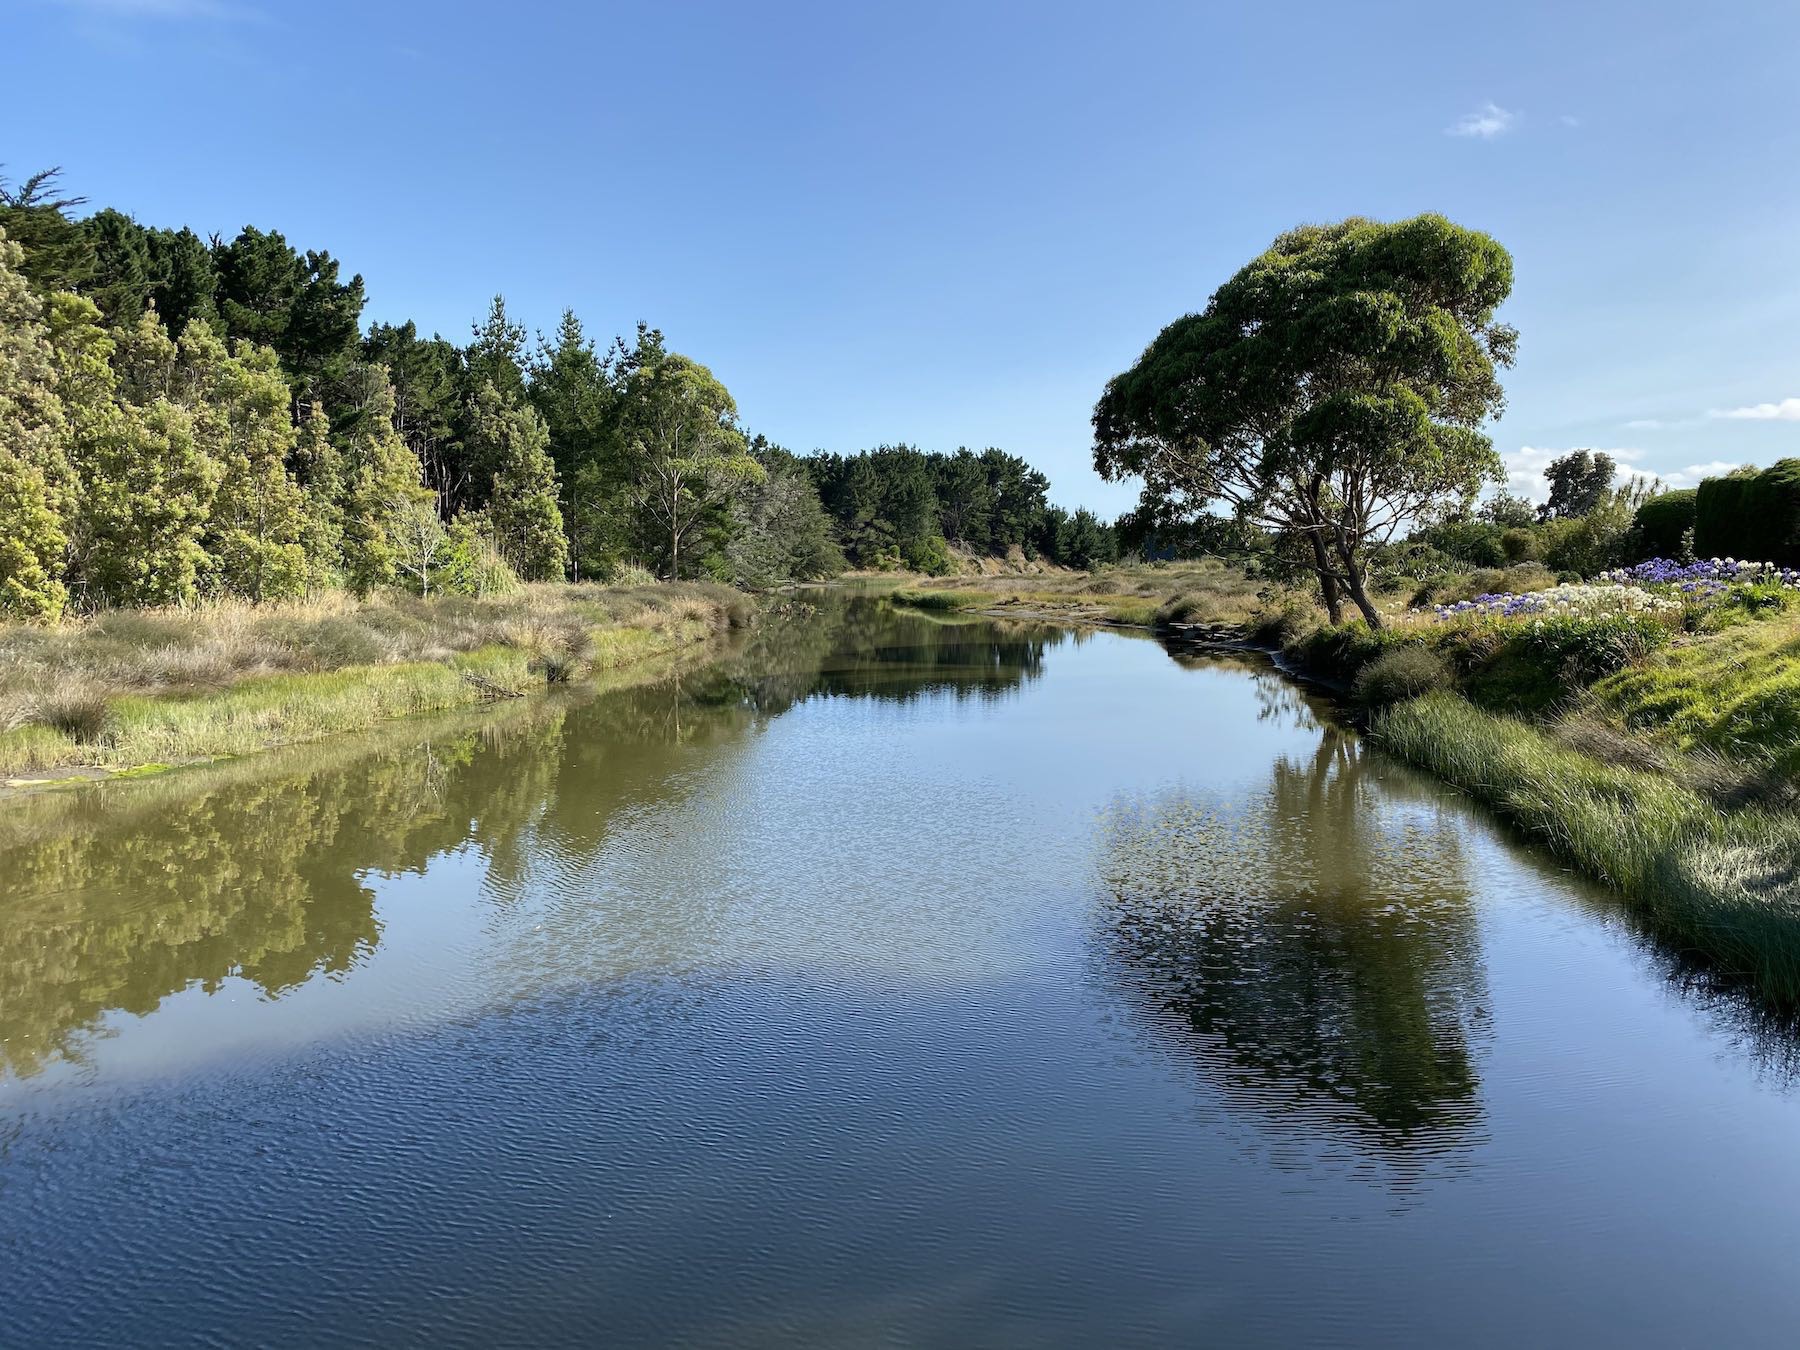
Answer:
1094;213;1515;624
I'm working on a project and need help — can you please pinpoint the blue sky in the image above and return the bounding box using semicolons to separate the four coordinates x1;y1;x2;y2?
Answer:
9;0;1800;514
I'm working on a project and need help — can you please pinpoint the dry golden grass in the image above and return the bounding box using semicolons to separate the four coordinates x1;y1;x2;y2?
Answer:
0;582;752;780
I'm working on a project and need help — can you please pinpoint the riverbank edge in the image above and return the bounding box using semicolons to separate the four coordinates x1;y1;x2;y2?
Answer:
0;590;754;796
1235;624;1800;1004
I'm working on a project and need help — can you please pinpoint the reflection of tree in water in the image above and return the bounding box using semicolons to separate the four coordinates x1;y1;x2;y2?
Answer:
707;592;1064;716
0;597;1057;1078
0;702;569;1079
1097;726;1491;1173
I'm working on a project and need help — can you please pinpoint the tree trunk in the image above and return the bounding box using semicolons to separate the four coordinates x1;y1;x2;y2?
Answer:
1307;532;1345;625
1342;551;1382;628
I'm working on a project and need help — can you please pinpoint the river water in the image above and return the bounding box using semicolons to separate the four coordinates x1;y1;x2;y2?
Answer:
3;595;1799;1346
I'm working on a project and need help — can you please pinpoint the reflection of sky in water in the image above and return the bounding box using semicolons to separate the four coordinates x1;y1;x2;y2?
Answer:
5;599;1800;1345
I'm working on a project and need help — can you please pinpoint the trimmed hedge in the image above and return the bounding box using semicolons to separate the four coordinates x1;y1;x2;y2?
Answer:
1633;488;1696;559
1695;460;1800;564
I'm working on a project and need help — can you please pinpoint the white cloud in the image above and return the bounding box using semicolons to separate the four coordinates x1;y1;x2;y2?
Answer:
1503;445;1644;501
1662;460;1745;486
1711;397;1800;421
1447;103;1517;139
1624;418;1666;430
1559;114;1582;128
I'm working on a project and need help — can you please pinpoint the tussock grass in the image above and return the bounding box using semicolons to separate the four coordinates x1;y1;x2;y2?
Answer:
889;588;998;612
887;560;1318;632
1593;614;1800;773
1376;691;1800;1002
0;582;750;779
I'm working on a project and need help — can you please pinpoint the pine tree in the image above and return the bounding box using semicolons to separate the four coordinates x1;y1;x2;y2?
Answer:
468;382;568;580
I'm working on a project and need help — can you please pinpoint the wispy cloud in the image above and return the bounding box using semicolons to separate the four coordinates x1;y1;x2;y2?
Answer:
1447;103;1517;139
1711;397;1800;421
1559;114;1581;128
1663;460;1745;486
1502;445;1644;501
1624;418;1667;430
46;0;248;17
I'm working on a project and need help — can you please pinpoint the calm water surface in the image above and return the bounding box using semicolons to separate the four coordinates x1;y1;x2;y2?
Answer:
4;596;1800;1346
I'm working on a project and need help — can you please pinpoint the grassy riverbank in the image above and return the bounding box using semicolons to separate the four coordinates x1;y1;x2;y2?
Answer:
890;560;1800;1001
1376;691;1800;997
0;582;754;784
1286;591;1800;1001
884;559;1309;631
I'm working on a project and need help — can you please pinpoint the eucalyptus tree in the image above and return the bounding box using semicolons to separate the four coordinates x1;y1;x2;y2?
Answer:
1093;214;1516;625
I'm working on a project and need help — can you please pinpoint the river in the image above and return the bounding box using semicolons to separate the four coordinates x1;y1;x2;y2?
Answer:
3;594;1799;1346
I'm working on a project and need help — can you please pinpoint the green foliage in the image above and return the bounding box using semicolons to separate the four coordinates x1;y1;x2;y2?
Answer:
438;516;521;597
725;456;846;588
1632;488;1697;560
1478;490;1537;529
1094;213;1515;625
292;402;343;585
339;374;426;596
73;399;219;606
467;383;568;581
1695;460;1800;565
805;444;1106;570
1416;517;1507;568
0;168;1116;612
197;339;309;601
1540;491;1636;575
1353;647;1451;707
1376;692;1800;1003
212;224;365;400
617;353;762;577
0;168;94;295
902;532;954;576
1519;613;1672;684
0;229;72;619
1538;450;1615;521
0;450;69;620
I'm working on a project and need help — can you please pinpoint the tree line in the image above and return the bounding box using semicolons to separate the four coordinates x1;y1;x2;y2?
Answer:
0;168;1116;621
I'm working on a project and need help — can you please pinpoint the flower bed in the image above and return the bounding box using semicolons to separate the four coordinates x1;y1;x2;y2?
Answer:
1597;558;1800;588
1427;558;1799;625
1430;583;1680;622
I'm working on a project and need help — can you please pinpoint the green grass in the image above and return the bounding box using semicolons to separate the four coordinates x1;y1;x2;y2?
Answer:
1375;691;1800;1002
889;588;998;612
0;583;751;782
1592;614;1800;772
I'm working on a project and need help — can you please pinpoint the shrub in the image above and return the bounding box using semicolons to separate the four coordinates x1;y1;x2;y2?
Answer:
1353;647;1450;707
439;519;522;598
903;534;955;577
1543;501;1634;576
1520;613;1672;684
1633;489;1698;561
1247;595;1314;646
1500;527;1540;563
